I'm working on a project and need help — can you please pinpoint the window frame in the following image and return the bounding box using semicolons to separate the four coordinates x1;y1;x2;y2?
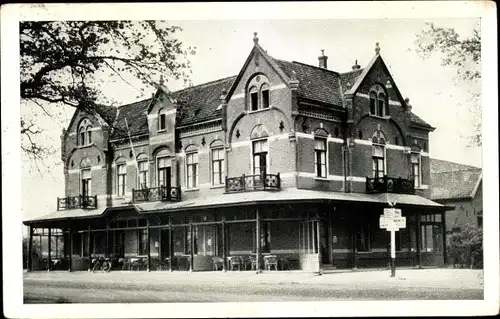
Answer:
137;160;149;189
81;168;92;197
314;137;327;178
411;152;421;188
158;108;166;131
211;147;225;186
252;138;269;176
117;163;127;197
372;144;385;178
186;151;199;189
247;75;271;112
369;85;388;117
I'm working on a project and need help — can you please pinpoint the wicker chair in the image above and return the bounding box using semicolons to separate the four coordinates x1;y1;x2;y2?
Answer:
227;256;243;271
212;257;224;271
264;255;278;271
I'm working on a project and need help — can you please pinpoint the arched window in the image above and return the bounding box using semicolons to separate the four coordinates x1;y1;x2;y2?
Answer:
185;145;198;189
313;128;329;178
369;85;388;117
86;125;93;144
78;119;93;146
247;74;271;111
372;130;386;178
261;83;270;109
158;108;166;131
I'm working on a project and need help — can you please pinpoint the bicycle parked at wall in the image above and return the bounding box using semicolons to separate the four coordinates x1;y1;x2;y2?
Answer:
92;257;111;272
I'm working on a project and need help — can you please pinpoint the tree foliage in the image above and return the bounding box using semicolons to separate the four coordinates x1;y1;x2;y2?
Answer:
415;23;481;146
447;223;483;269
20;20;195;163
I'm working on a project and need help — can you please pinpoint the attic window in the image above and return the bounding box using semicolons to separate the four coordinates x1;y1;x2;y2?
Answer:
369;84;388;117
158;108;166;131
250;87;258;111
78;119;93;146
248;74;271;112
261;84;270;109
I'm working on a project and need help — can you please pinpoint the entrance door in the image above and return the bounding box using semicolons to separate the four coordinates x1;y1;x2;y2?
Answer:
160;229;171;261
298;220;320;272
319;220;331;265
158;166;172;199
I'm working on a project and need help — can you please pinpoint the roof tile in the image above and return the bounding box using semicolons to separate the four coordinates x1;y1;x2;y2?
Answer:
430;158;482;200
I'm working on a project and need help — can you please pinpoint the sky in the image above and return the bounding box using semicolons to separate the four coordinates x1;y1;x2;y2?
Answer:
19;17;483;222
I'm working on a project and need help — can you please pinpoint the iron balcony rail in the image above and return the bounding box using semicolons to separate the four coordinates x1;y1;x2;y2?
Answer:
132;186;182;202
225;173;281;193
366;176;415;194
57;195;98;211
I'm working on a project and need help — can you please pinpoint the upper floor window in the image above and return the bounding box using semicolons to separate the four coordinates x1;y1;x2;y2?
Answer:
211;146;225;186
411;152;421;187
252;139;268;175
78;119;93;146
369;84;388;117
185;146;198;189
117;163;127;197
314;138;327;178
158;108;166;131
137;154;149;189
247;74;271;111
80;158;92;196
372;130;386;178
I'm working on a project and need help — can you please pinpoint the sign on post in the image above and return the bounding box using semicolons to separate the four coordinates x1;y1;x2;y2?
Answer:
380;208;406;277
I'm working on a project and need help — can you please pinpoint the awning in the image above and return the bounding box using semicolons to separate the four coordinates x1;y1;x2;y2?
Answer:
134;188;449;214
23;207;107;225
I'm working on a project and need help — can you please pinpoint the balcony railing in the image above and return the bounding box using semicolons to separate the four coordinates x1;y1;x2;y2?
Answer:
132;186;181;202
366;176;415;194
225;173;281;193
57;195;98;211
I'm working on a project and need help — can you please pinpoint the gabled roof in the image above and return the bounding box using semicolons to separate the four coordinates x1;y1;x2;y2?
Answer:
273;59;343;107
109;76;236;140
94;43;434;137
430;158;482;200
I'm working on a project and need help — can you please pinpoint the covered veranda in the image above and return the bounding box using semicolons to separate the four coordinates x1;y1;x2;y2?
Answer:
23;188;452;273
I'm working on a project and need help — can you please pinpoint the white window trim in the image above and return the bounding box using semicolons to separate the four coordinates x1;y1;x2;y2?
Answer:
116;163;127;198
185;151;199;190
156;155;172;188
210;147;225;186
372;142;386;178
250;137;270;176
313;136;328;179
137;160;149;189
411;152;422;188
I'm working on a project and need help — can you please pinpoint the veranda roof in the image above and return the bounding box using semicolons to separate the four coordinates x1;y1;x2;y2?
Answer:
133;188;448;213
23;188;449;225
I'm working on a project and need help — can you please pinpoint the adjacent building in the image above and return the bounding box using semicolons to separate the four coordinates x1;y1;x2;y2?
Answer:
430;158;483;233
23;34;451;273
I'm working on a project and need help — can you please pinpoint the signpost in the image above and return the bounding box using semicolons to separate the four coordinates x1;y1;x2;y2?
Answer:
380;207;406;277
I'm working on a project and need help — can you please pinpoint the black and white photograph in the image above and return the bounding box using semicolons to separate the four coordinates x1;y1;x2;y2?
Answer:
2;1;498;318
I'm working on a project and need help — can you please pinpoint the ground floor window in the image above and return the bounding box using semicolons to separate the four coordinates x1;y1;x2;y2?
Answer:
138;229;148;255
356;226;371;252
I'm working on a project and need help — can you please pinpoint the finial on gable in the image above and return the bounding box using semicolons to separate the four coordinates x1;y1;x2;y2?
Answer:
159;75;164;86
253;32;259;44
375;42;380;55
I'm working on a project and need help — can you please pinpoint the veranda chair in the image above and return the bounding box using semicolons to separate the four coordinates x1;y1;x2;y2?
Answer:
227;256;243;271
212;257;224;271
248;255;258;271
264;255;278;271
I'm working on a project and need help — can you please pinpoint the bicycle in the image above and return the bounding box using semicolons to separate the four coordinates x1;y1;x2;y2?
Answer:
92;257;111;272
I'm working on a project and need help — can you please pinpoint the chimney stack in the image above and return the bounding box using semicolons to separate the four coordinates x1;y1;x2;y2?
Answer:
352;59;360;70
318;49;328;69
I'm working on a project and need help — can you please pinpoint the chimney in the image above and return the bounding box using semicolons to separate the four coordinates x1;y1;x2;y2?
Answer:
318;49;328;69
352;59;360;70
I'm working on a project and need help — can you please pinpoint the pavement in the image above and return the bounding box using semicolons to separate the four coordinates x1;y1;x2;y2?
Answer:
23;268;484;303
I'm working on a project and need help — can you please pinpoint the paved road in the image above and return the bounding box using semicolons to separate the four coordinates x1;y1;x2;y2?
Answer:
24;269;483;303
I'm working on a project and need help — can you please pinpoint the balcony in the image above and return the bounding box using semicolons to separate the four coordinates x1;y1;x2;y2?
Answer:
366;176;415;194
225;173;281;193
57;195;98;211
132;186;182;202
